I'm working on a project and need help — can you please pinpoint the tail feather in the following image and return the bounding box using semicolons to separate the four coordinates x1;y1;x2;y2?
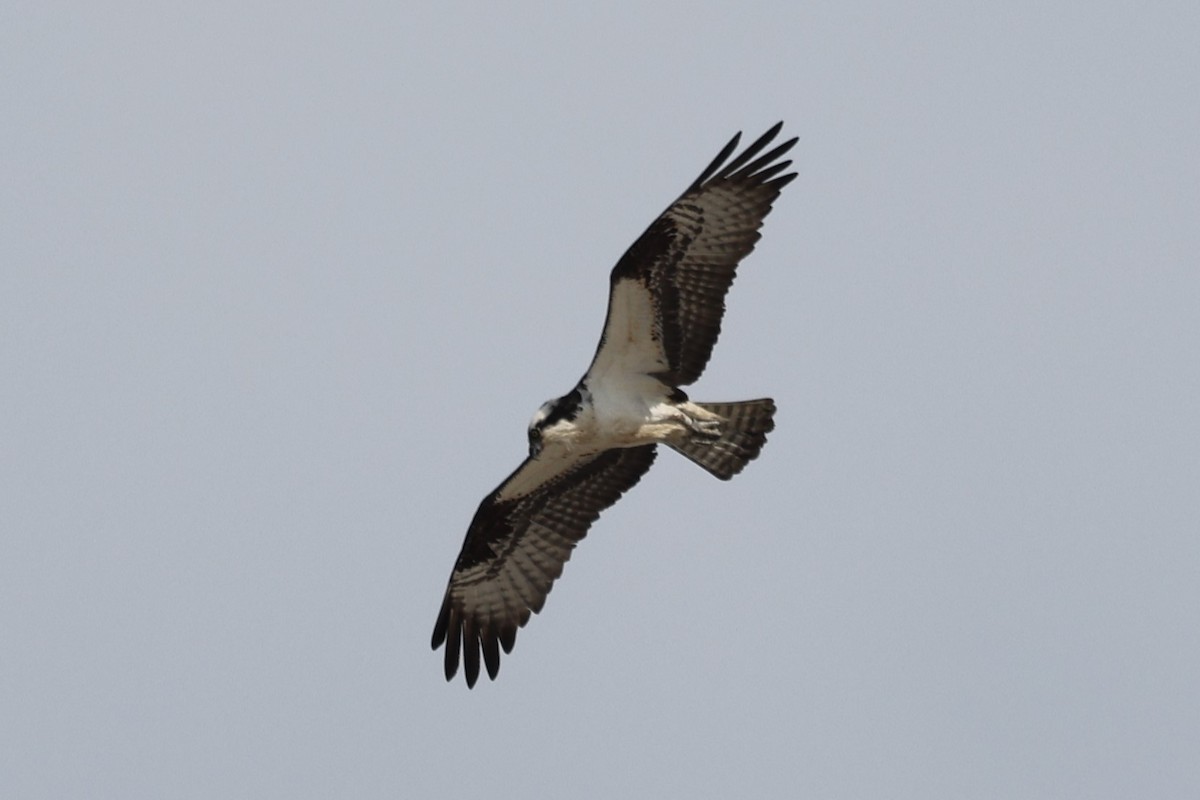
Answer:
669;398;776;480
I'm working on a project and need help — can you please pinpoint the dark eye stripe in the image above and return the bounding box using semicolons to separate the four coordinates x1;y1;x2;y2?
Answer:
542;387;583;427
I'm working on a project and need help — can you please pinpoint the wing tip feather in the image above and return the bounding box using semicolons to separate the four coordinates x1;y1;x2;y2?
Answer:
482;630;501;681
690;130;744;189
691;122;797;191
463;617;481;688
431;596;451;650
443;607;462;683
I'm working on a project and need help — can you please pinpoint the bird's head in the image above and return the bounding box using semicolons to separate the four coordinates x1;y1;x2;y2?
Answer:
527;388;583;459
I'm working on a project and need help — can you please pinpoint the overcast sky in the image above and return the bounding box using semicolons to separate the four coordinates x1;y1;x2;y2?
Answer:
3;2;1198;798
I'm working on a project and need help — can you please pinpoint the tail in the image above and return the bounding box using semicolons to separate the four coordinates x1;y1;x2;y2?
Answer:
669;398;776;481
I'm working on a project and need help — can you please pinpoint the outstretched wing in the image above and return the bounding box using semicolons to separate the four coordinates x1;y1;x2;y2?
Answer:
586;123;797;388
431;445;657;687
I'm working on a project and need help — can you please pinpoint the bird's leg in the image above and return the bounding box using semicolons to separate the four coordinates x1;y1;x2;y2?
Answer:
679;406;722;442
646;401;722;443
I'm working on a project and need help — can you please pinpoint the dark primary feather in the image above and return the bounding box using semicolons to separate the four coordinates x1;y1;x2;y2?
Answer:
431;445;657;687
605;122;797;386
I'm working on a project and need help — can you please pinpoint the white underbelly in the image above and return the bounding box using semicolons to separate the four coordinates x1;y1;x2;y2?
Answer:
587;375;682;446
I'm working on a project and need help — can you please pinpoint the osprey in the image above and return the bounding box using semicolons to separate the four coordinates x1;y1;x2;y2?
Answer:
432;123;797;686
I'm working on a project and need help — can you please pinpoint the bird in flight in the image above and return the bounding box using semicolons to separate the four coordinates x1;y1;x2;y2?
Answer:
432;123;797;686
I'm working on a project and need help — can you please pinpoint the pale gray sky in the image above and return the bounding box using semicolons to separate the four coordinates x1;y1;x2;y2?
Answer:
3;2;1198;798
